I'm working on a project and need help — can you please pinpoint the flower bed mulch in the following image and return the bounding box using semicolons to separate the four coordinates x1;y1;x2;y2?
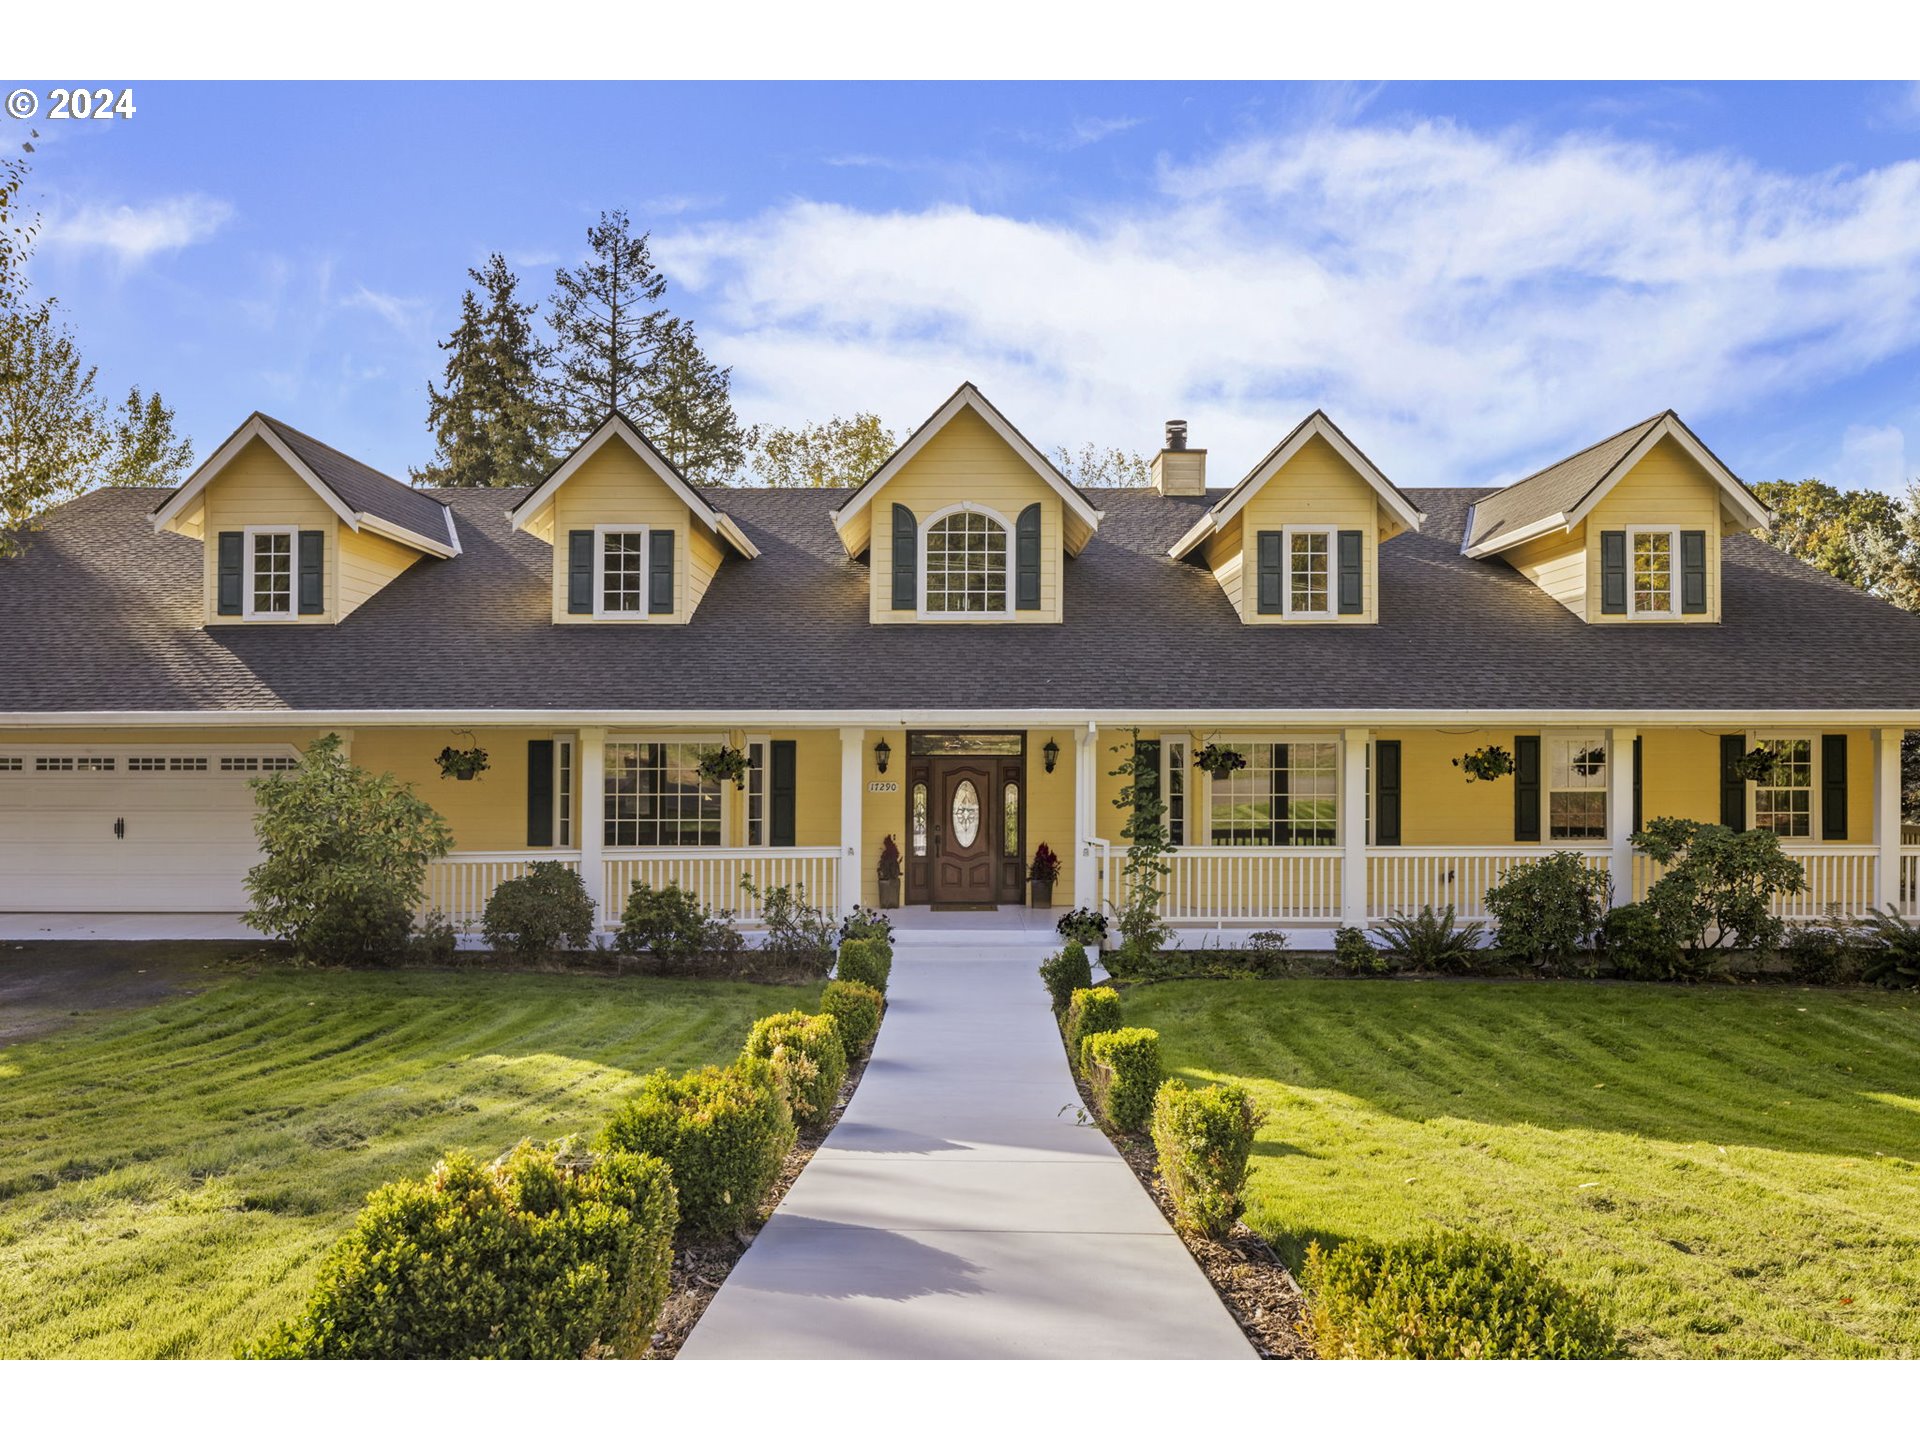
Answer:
646;1042;874;1359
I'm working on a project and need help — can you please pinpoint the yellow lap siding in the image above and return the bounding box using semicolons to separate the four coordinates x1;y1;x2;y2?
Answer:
336;526;421;618
198;439;339;624
1584;436;1723;623
1232;435;1382;624
1504;528;1586;617
544;437;709;624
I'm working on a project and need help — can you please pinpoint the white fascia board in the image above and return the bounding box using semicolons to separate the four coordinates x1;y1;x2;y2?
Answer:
358;511;459;560
1461;510;1573;559
151;415;360;534
1166;512;1218;561
1211;415;1425;537
1562;416;1772;536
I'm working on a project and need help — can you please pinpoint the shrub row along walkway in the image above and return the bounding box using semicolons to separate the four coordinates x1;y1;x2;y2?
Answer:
680;941;1253;1359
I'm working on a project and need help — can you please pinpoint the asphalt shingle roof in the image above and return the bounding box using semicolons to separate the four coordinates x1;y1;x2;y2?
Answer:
6;482;1920;715
1463;414;1667;551
255;415;454;546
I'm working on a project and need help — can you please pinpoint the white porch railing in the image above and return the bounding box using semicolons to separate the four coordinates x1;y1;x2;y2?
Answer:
1368;847;1610;923
1901;848;1920;919
423;851;581;929
1095;844;1342;921
601;847;841;927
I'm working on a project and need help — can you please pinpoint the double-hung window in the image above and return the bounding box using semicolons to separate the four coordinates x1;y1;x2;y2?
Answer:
245;527;296;618
1629;527;1678;616
1208;739;1339;847
744;737;769;847
1548;736;1608;840
603;739;723;847
598;529;647;615
1286;528;1332;617
1752;736;1814;838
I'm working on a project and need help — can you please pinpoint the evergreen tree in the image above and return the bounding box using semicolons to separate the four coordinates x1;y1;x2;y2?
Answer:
101;385;194;487
543;209;669;442
415;254;554;487
649;316;745;484
744;412;897;487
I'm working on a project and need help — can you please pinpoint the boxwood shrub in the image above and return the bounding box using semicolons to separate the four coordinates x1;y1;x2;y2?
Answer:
247;1140;676;1359
1150;1079;1257;1239
481;861;597;963
602;1060;795;1236
836;936;893;993
821;978;884;1056
743;1010;848;1128
1063;985;1124;1072
1081;1026;1163;1133
1039;942;1093;1011
1302;1230;1618;1359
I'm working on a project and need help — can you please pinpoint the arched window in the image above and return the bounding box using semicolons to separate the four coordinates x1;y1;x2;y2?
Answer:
922;507;1010;614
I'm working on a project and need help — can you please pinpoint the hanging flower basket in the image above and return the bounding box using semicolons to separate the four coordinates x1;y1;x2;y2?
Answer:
1453;744;1514;784
435;744;490;781
698;745;750;787
1730;745;1776;783
1193;743;1247;782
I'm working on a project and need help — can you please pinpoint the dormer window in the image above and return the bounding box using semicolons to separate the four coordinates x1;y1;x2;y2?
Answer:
922;507;1011;616
576;525;674;619
598;529;649;615
1255;526;1365;618
1288;528;1331;615
1600;527;1708;618
1630;528;1676;616
247;528;296;617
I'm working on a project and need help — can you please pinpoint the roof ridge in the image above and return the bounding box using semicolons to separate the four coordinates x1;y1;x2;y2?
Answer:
1491;412;1667;496
256;413;449;510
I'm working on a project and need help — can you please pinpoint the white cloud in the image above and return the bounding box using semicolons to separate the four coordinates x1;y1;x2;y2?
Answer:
341;284;430;341
658;119;1920;488
1062;115;1140;149
1828;423;1910;494
41;193;232;265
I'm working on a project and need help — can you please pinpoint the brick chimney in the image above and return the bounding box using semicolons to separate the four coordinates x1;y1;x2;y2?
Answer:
1150;419;1207;495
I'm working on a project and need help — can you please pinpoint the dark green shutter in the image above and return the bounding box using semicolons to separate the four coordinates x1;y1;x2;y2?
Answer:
1336;529;1364;614
770;740;797;847
216;531;243;615
526;740;554;847
1632;736;1643;836
1720;735;1747;830
1374;739;1401;846
1600;531;1628;613
891;504;917;610
1821;734;1848;841
648;529;675;614
568;530;594;614
297;530;324;614
1680;530;1708;614
1133;740;1161;829
1256;531;1283;613
1513;735;1541;842
1015;503;1041;610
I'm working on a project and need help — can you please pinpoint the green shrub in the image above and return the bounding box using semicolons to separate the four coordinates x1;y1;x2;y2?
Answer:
743;1010;847;1128
247;1140;676;1358
740;878;837;977
614;880;741;972
821;978;884;1056
1039;942;1093;1010
1375;904;1486;974
602;1061;795;1236
1600;902;1701;980
1081;1027;1163;1133
481;862;597;963
836;936;893;993
1635;817;1806;960
1150;1079;1257;1239
1064;985;1124;1071
838;906;894;945
1780;924;1861;985
1852;907;1920;989
243;733;453;966
1302;1231;1618;1359
1483;852;1609;971
1332;924;1390;976
409;907;458;965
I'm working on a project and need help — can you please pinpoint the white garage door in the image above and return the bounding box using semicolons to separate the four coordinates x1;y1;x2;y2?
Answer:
0;747;299;911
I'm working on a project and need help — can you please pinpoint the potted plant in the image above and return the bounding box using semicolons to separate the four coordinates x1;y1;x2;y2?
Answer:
1453;744;1514;783
876;834;902;910
1056;906;1109;950
435;742;490;781
1192;742;1247;782
1028;842;1061;908
1730;745;1776;782
697;744;750;787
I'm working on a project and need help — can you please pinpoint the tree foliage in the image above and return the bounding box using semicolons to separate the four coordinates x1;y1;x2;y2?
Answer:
414;254;555;487
1753;478;1920;605
743;411;897;487
101;386;194;488
1633;816;1806;958
1049;441;1151;488
544;208;670;441
647;315;744;484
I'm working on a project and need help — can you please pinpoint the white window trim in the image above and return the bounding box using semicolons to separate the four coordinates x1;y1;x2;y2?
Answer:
1625;525;1683;620
1202;732;1346;847
1281;525;1337;619
1748;729;1820;841
602;732;730;849
592;524;652;620
552;732;577;850
241;525;300;620
744;732;772;848
917;502;1016;620
1544;730;1610;843
1161;733;1189;849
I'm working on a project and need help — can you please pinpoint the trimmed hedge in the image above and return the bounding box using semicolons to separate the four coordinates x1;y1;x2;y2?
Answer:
1150;1079;1257;1239
1063;986;1124;1072
481;861;597;963
1081;1026;1163;1133
1039;942;1093;1011
836;937;893;993
602;1061;795;1236
1302;1231;1619;1359
247;1140;676;1358
743;1010;848;1128
821;978;884;1056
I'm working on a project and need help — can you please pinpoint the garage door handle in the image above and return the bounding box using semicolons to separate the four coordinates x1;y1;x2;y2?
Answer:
113;816;125;839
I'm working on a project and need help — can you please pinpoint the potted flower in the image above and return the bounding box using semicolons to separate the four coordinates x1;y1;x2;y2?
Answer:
1192;742;1247;782
1730;745;1776;782
697;745;750;787
435;742;490;781
1028;842;1061;908
1453;744;1514;783
1056;906;1109;951
876;834;902;910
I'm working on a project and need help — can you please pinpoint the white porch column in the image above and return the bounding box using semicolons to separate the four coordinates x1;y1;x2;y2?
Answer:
578;726;606;925
1873;726;1902;912
1073;723;1098;909
1608;726;1638;905
1340;728;1368;926
839;726;865;918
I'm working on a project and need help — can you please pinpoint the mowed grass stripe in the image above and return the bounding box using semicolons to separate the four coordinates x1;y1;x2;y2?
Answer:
0;966;817;1358
1127;978;1920;1358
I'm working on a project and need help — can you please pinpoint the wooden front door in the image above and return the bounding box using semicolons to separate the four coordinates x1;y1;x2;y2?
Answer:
930;759;997;905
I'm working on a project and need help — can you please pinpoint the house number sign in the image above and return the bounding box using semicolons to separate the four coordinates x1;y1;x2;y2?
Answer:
868;780;900;793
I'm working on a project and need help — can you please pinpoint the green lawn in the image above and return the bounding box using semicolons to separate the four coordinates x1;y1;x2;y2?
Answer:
0;965;817;1359
1126;979;1920;1358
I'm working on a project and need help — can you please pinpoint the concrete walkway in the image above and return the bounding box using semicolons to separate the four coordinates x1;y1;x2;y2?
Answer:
680;941;1254;1360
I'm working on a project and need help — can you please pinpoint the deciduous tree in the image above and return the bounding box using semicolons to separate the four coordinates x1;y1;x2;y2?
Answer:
101;386;194;487
743;411;897;487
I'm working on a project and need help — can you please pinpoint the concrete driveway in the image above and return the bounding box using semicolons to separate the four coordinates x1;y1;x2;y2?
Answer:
679;941;1254;1360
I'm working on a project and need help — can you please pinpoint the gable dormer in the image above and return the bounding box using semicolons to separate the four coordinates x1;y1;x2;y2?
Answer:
1167;412;1424;624
830;383;1102;624
152;414;458;626
1462;412;1772;624
507;415;757;625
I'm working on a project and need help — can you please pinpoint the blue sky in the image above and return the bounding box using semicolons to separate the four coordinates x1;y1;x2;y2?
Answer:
7;80;1920;492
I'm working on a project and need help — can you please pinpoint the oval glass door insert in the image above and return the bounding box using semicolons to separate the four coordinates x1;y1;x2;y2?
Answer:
951;779;981;848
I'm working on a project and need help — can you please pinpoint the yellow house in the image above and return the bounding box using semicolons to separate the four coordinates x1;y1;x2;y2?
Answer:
3;387;1917;938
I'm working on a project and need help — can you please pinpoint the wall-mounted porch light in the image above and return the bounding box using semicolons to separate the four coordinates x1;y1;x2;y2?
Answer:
874;738;892;774
1042;737;1060;774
